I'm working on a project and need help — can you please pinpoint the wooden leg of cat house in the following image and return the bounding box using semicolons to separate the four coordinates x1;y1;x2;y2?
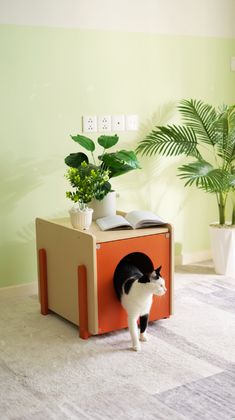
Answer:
78;265;90;339
38;248;49;315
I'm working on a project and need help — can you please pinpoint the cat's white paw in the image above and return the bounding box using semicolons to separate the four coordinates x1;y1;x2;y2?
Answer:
132;344;141;351
140;333;148;342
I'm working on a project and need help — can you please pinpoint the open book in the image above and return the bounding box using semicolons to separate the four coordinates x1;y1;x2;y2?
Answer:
96;210;166;231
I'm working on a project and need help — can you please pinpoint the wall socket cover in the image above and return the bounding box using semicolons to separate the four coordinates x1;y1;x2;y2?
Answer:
83;115;97;132
126;114;139;131
112;115;125;131
98;115;112;132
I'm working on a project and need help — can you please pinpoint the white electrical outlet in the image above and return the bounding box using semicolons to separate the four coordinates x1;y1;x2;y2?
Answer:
112;115;125;131
83;115;97;133
98;115;112;132
126;114;139;131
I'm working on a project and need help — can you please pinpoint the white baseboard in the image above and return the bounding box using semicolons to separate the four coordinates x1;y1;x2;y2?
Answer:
0;282;38;298
175;249;212;266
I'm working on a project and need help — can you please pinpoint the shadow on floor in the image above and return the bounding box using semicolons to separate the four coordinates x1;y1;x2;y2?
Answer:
175;260;216;275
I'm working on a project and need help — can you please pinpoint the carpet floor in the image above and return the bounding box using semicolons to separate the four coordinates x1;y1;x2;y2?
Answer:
0;261;235;420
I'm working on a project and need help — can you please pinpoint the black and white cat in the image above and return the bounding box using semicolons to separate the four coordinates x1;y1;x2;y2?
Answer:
114;261;167;351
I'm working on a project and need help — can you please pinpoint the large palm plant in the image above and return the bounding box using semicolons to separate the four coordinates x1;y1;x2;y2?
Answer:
136;99;235;225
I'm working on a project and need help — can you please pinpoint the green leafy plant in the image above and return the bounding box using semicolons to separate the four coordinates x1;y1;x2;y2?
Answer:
136;99;235;225
65;133;141;204
65;162;110;204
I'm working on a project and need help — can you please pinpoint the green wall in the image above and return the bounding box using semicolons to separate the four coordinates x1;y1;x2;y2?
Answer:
0;24;235;287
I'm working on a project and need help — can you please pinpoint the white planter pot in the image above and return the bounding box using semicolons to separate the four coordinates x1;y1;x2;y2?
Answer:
209;225;235;277
69;207;93;230
90;191;116;220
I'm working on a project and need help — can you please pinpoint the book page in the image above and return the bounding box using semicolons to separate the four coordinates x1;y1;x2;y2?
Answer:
96;215;132;231
125;210;165;229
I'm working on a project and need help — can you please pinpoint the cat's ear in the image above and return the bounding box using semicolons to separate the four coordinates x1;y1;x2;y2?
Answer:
155;266;162;276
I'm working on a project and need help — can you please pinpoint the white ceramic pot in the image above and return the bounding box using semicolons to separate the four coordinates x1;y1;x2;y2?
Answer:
90;191;116;220
69;207;93;230
209;224;235;277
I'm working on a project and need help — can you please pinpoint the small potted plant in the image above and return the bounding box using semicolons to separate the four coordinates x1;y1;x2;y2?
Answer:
65;133;141;219
65;161;110;229
136;99;235;276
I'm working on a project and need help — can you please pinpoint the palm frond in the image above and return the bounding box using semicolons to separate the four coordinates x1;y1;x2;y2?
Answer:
215;105;235;164
178;99;217;146
178;160;229;193
228;173;235;188
219;131;235;165
136;124;201;159
228;105;235;130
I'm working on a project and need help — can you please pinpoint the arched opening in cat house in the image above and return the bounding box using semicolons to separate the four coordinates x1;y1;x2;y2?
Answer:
113;252;154;301
114;252;154;276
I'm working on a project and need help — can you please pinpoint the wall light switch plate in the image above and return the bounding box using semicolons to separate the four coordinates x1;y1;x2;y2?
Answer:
83;115;97;132
112;115;125;131
98;115;112;132
126;114;139;131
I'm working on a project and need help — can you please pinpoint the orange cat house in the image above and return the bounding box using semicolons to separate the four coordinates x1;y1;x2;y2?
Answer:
36;217;174;339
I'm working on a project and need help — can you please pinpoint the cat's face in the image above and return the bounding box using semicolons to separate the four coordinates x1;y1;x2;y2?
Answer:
149;266;167;296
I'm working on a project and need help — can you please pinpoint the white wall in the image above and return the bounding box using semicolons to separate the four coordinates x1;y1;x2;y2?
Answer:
1;0;235;38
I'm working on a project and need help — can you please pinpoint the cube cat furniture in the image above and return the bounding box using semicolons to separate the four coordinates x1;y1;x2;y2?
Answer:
36;217;174;339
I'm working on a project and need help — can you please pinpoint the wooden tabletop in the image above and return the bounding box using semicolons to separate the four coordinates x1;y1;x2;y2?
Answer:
46;216;170;243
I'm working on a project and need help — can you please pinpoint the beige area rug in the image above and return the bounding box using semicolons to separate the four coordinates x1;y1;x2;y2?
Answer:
0;262;235;419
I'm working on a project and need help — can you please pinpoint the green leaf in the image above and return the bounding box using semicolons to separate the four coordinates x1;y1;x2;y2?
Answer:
178;160;228;193
228;173;235;187
65;153;89;168
70;134;95;152
178;99;217;146
215;105;235;164
77;162;98;177
98;134;119;149
136;124;201;159
100;150;141;177
94;181;112;200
